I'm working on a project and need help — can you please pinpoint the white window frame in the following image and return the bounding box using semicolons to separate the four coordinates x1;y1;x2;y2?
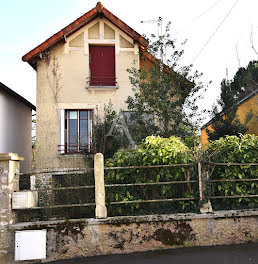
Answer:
60;109;93;154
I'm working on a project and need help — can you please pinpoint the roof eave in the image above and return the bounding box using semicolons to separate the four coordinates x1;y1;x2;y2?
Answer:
22;2;147;66
0;82;36;111
201;88;258;130
22;11;99;63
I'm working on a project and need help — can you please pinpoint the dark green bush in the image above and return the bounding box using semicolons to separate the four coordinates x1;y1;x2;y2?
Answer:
205;134;258;210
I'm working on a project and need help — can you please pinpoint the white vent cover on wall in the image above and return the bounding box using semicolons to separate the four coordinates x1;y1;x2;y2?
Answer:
15;230;47;261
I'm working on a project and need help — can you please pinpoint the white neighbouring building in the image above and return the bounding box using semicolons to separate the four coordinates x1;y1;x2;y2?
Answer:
0;82;36;172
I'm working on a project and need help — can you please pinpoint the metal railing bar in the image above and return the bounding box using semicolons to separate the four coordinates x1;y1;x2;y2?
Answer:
15;194;257;209
105;164;194;170
205;162;258;166
17;163;257;176
109;197;197;205
51;170;94;176
17;168;94;176
27;181;198;192
105;180;198;188
209;194;258;199
14;202;96;210
33;185;95;191
29;181;198;191
58;144;93;147
210;178;258;183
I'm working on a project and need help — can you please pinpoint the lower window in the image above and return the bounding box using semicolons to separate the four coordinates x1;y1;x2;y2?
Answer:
64;110;93;153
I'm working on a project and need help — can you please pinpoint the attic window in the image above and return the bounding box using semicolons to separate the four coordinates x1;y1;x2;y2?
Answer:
89;45;116;86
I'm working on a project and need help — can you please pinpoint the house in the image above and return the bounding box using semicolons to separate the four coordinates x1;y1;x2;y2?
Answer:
201;89;258;146
22;2;183;169
0;82;36;172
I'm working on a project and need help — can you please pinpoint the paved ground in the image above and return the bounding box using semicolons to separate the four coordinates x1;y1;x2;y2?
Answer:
46;243;258;264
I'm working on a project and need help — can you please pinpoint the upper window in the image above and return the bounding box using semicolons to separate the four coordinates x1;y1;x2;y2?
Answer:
64;110;93;154
89;45;116;86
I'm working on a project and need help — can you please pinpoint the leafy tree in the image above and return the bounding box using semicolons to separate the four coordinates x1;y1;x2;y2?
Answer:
126;23;207;143
231;60;258;95
207;61;258;141
93;102;128;158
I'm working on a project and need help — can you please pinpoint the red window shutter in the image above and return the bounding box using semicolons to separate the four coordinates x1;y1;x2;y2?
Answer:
89;46;115;86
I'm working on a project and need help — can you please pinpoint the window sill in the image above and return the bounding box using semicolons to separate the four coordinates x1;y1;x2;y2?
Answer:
86;85;119;91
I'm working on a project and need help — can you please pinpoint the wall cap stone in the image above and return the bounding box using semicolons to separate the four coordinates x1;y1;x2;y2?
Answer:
0;153;24;161
10;208;258;230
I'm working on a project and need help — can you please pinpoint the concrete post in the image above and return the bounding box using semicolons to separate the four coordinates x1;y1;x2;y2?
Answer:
198;163;213;213
0;153;23;262
94;153;107;219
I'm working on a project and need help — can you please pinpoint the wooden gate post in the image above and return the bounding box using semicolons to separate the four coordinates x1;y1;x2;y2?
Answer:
94;153;107;219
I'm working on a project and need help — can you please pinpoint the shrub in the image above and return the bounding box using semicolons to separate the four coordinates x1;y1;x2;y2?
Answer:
105;136;198;216
206;134;258;163
205;134;258;210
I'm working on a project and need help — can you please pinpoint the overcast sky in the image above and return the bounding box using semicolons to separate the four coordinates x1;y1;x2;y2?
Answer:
1;0;258;123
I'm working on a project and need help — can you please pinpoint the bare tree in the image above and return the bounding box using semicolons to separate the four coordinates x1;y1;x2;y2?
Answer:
250;26;258;57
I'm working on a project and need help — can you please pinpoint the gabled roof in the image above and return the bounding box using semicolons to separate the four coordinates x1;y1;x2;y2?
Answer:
201;88;258;130
22;2;147;68
0;82;36;111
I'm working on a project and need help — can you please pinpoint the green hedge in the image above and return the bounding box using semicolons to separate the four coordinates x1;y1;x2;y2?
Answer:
205;134;258;210
105;136;198;216
105;134;258;216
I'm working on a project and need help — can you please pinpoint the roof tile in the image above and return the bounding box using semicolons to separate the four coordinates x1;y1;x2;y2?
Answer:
22;2;147;64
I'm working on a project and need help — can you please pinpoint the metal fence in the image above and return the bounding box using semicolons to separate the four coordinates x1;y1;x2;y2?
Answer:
104;163;199;216
204;163;258;211
17;168;96;222
16;157;258;221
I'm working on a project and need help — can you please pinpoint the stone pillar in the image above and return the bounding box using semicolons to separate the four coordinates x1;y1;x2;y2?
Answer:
0;153;23;262
94;153;107;219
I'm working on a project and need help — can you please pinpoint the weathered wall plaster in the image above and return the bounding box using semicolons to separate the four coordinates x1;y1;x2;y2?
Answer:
9;210;258;263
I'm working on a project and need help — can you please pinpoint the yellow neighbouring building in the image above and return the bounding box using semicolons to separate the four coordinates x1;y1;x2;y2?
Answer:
201;89;258;147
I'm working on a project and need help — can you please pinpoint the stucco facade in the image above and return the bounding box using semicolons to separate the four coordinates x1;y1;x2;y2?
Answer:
201;93;258;147
0;83;35;172
33;15;141;169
